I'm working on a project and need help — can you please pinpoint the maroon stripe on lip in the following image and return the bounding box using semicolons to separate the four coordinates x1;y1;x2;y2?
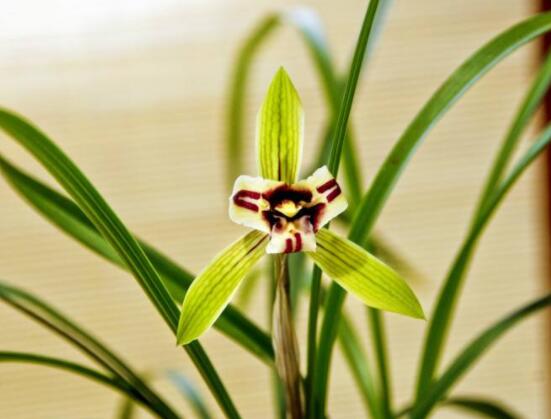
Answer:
233;189;260;212
285;238;293;253
327;185;341;202
236;190;261;199
294;233;302;252
316;179;337;193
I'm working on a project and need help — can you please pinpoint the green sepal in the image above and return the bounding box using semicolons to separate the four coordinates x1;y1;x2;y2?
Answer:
309;229;424;319
256;67;303;183
177;231;268;345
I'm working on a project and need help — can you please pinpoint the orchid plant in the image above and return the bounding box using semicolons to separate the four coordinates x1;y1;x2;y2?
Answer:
1;2;551;419
177;68;423;347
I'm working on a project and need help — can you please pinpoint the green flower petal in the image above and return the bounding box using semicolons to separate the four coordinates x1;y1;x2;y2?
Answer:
256;67;304;184
177;231;268;345
309;229;425;319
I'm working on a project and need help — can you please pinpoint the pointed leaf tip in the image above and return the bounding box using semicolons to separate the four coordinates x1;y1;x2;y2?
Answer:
256;67;304;184
177;231;268;345
310;229;425;319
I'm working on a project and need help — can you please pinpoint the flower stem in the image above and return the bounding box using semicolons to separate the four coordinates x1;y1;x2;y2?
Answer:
272;254;303;419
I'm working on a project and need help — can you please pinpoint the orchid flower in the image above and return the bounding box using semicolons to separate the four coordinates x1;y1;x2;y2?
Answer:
177;68;423;345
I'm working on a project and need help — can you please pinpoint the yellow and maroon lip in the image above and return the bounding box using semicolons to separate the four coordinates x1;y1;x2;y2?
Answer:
229;166;348;254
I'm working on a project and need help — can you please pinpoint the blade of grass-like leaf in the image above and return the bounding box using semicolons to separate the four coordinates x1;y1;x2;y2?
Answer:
350;12;551;245
309;1;384;417
473;50;551;222
0;351;157;416
317;12;551;416
415;122;551;398
443;396;521;419
0;109;240;419
0;156;273;364
410;294;551;418
338;314;381;418
0;281;180;419
168;371;213;419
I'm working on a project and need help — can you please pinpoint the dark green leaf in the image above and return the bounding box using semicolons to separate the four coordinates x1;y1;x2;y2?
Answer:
0;109;240;419
444;396;522;419
0;280;179;419
415;121;551;398
410;294;551;418
0;155;273;363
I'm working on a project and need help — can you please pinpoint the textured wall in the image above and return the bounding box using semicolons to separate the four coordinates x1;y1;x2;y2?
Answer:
0;1;548;418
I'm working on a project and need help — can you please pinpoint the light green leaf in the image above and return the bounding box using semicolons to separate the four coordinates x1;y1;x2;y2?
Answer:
178;232;268;345
309;229;424;319
257;67;303;184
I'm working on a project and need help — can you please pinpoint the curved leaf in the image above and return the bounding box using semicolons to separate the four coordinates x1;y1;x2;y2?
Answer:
350;12;551;244
0;155;274;363
473;50;551;221
317;12;551;414
0;109;240;419
444;396;522;419
410;294;551;418
415;121;551;398
0;281;179;419
0;351;155;416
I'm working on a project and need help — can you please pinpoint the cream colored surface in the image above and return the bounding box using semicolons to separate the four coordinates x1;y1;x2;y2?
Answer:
0;1;548;418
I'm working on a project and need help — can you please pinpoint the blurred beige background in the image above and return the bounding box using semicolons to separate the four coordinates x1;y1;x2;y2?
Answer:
0;0;549;418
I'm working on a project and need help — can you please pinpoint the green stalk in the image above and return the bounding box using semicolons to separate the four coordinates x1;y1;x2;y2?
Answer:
272;255;302;419
367;310;391;418
309;2;383;417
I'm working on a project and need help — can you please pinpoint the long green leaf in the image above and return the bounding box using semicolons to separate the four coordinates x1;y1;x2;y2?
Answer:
473;50;551;221
309;2;386;417
317;12;551;415
338;314;380;418
443;396;522;419
0;351;157;416
410;294;551;418
350;12;551;245
0;281;179;419
0;109;240;419
0;155;273;364
415;121;551;398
